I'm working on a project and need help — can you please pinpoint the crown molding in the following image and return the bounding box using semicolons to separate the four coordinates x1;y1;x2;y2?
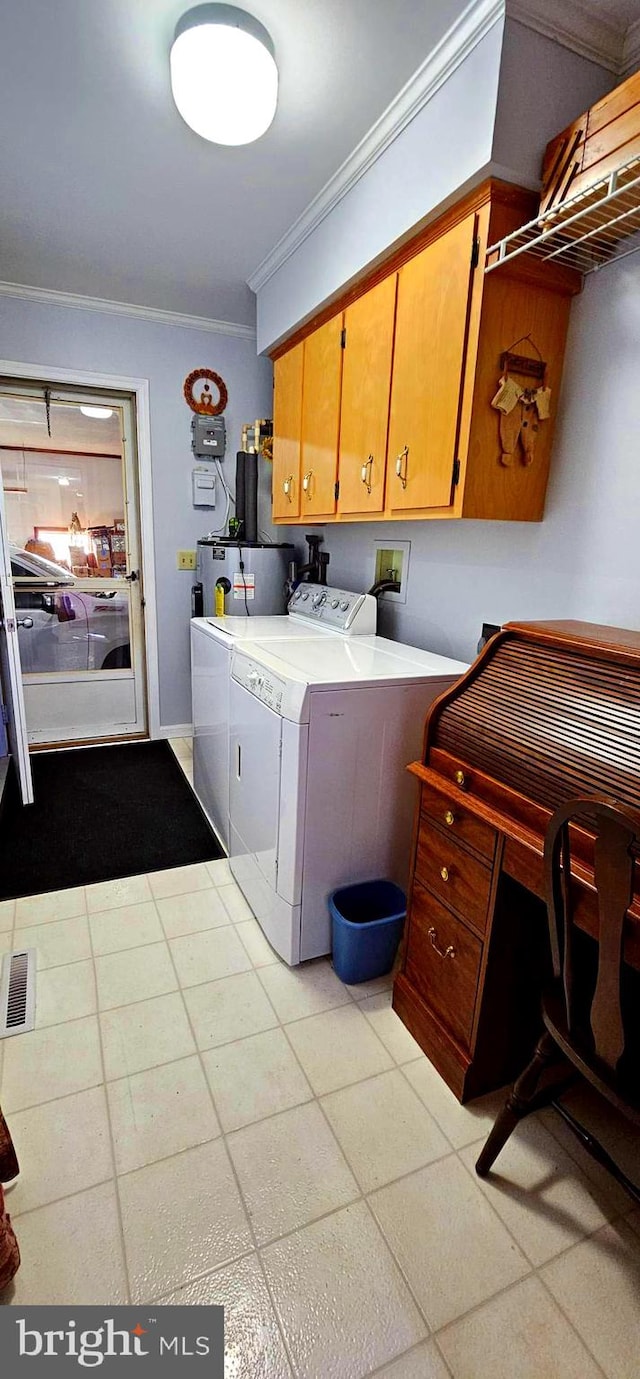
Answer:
507;0;628;73
622;16;640;77
0;280;256;340
247;0;505;293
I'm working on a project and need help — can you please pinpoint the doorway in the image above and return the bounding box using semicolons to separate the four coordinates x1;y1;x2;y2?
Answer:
0;380;148;746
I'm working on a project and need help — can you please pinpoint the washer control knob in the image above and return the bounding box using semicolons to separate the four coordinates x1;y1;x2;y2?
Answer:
331;599;339;609
294;591;302;601
301;591;309;600
340;601;349;612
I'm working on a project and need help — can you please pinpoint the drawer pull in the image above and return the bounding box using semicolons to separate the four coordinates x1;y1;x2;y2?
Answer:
455;769;466;788
428;926;456;960
283;475;294;501
440;866;450;882
444;810;455;826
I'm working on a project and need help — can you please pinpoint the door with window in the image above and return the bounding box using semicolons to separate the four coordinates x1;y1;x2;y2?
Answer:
0;383;147;745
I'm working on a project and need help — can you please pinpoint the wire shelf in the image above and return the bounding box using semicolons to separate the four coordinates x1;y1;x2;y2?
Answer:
486;154;640;277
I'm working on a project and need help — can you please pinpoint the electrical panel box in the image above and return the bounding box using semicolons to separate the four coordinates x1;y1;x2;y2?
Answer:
192;468;216;508
191;414;226;458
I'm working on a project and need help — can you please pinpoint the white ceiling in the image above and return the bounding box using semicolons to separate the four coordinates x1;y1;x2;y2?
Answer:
0;0;466;327
0;399;122;455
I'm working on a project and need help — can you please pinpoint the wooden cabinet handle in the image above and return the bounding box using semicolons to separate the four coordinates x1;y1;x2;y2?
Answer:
395;446;409;489
283;475;294;502
302;471;313;499
361;455;374;494
445;810;455;826
440;866;450;882
428;926;456;960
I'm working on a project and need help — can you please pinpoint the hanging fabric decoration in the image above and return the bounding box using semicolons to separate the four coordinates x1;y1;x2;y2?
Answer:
490;336;551;468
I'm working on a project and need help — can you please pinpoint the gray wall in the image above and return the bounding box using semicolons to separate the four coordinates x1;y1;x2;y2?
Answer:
491;20;613;184
0;294;273;728
301;252;640;663
255;19;504;353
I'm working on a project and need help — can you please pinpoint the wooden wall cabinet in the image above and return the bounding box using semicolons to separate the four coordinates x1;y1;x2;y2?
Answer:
272;342;304;519
338;275;397;516
387;213;477;513
270;180;580;528
299;312;343;518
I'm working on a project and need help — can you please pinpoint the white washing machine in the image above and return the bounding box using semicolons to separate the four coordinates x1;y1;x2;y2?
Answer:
228;635;468;965
190;585;377;849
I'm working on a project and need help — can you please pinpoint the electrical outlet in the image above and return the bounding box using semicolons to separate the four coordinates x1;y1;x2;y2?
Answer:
177;550;196;571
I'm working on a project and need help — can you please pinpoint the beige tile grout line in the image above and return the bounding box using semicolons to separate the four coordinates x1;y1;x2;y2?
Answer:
86;891;134;1306
157;913;299;1378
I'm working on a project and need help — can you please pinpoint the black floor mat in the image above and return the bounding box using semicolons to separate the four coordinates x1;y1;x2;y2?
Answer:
0;741;223;900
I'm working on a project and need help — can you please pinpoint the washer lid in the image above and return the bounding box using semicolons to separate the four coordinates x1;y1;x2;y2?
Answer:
200;615;316;643
234;636;468;689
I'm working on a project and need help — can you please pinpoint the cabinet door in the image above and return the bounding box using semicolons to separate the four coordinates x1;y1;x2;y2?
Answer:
300;313;343;517
337;275;397;515
387;213;476;511
272;343;304;519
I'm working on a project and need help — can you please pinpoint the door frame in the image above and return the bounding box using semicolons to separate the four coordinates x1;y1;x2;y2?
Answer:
0;358;160;738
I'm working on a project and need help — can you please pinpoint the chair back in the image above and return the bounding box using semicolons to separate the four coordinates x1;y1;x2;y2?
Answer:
544;794;640;1073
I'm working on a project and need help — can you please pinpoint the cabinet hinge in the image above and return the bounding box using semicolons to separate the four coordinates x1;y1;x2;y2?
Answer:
340;327;346;349
470;236;480;269
334;480;340;501
452;458;461;487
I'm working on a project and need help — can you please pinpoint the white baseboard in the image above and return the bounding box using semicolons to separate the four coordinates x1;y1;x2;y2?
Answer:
158;724;193;739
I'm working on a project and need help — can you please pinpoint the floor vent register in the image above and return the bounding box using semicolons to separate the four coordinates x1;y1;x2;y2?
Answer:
0;949;36;1038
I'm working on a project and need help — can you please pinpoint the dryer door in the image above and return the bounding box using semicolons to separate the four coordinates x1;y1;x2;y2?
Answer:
229;677;282;891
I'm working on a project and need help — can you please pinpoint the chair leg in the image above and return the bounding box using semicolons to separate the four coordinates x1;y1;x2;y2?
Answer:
475;1031;558;1177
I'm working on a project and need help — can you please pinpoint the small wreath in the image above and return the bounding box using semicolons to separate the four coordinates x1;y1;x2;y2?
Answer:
183;368;228;416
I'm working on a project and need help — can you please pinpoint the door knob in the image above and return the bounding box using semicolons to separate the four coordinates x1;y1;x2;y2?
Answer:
124;570;139;583
17;617;34;629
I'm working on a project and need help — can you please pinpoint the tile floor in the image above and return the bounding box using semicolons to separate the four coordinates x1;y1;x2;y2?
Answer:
0;737;638;1378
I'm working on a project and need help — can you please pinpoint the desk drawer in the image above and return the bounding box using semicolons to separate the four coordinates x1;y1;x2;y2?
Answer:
406;883;482;1047
415;821;492;934
421;782;496;861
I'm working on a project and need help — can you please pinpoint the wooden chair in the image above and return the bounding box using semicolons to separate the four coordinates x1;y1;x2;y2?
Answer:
476;795;640;1202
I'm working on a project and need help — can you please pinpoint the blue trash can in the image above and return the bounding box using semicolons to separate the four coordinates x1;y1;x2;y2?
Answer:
329;879;406;985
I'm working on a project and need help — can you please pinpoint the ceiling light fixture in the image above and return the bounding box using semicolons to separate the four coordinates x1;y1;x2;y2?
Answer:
80;406;114;420
58;477;70;487
170;4;278;146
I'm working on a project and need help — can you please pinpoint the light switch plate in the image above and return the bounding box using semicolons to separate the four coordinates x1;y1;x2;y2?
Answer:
177;550;197;571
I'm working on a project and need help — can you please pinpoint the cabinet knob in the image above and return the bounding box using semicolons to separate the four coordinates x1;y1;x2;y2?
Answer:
455;769;466;788
440;866;450;882
445;810;455;826
428;926;456;960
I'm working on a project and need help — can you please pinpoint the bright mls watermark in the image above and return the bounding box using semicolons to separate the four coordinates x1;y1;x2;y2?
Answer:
1;1307;224;1375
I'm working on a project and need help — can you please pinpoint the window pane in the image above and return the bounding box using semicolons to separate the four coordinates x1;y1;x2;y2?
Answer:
0;397;128;580
15;586;131;674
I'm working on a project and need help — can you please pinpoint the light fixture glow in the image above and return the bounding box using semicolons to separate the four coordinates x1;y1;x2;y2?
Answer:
58;477;70;487
170;4;278;146
80;405;114;420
